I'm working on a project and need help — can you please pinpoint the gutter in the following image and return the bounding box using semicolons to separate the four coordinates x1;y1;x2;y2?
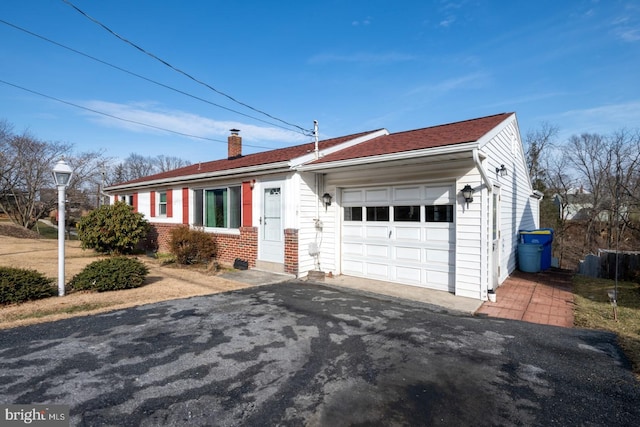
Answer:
104;161;292;192
297;141;479;172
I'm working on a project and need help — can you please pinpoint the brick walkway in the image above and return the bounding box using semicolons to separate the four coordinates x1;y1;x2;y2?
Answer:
475;269;575;328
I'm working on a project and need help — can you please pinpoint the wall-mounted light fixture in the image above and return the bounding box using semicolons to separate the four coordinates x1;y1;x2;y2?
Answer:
461;184;474;208
322;193;332;209
495;164;508;177
249;179;256;189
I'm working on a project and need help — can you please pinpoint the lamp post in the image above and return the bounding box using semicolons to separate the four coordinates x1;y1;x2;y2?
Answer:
52;159;73;297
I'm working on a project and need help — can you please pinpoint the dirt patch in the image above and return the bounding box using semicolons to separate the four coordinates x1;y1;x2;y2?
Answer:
0;235;251;330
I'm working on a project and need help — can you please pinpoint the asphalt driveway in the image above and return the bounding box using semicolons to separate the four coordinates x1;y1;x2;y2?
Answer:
1;281;638;426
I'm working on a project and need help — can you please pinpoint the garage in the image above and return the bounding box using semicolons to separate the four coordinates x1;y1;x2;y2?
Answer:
341;183;456;292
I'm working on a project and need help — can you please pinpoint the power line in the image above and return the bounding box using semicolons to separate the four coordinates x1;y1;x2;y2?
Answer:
61;0;313;136
0;79;274;149
0;18;301;134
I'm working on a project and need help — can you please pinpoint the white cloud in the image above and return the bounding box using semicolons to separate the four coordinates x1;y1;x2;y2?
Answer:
552;101;640;140
307;52;416;64
77;100;309;146
439;16;456;27
406;72;488;96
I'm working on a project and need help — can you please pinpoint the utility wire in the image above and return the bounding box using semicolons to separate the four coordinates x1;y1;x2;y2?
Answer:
0;79;274;149
62;0;313;136
0;18;300;134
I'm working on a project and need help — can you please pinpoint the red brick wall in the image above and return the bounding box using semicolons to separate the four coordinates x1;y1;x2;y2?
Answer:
284;228;299;276
151;223;258;267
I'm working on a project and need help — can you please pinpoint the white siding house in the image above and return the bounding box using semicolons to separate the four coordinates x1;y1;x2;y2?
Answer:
105;113;539;301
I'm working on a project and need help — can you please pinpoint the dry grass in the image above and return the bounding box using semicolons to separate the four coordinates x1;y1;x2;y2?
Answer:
573;275;640;377
0;229;250;329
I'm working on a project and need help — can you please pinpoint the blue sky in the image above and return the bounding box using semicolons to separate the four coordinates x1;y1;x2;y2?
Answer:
1;0;639;163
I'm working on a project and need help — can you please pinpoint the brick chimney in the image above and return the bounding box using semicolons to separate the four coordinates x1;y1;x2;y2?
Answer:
228;129;242;159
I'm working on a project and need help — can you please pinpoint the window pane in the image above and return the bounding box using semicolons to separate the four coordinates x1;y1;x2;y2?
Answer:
229;186;241;228
425;205;454;222
206;189;227;227
344;207;363;221
394;206;420;222
193;189;203;226
366;206;389;221
159;192;167;215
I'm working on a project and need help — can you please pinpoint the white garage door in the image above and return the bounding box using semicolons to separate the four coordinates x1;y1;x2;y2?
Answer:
341;184;455;292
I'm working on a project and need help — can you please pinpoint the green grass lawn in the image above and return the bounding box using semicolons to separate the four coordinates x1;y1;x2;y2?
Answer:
573;275;640;377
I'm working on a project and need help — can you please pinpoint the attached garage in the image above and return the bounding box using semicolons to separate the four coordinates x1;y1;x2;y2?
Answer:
341;183;456;292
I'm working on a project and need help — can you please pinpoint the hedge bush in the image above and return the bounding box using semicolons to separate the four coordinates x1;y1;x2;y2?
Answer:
77;202;150;254
68;257;149;292
0;266;56;305
169;226;217;265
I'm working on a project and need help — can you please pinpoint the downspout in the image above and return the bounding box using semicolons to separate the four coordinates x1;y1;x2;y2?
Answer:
472;148;493;299
472;148;493;192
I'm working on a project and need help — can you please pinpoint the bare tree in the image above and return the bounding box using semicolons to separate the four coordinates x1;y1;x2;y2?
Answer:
525;122;559;192
0;130;71;229
154;155;191;172
107;153;191;184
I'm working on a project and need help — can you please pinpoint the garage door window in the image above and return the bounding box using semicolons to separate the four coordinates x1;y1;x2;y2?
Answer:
425;205;454;222
366;206;389;221
394;206;420;222
344;206;363;221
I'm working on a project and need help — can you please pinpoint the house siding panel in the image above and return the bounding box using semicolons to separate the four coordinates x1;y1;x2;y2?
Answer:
480;117;539;285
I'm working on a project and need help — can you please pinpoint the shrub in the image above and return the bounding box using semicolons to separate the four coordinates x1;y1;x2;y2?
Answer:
169;226;217;265
68;257;149;292
77;202;150;254
0;267;56;305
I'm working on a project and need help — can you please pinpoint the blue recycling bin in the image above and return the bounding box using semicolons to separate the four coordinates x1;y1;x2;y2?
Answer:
519;229;553;270
518;243;543;273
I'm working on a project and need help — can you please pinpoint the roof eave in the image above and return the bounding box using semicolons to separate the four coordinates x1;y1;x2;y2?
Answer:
297;141;480;172
104;161;292;193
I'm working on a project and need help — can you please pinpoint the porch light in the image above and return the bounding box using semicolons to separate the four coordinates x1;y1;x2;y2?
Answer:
52;158;73;297
496;164;508;177
322;193;332;208
461;184;474;208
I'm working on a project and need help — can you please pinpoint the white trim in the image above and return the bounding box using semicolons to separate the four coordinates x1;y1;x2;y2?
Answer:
105;162;291;192
297;142;479;172
290;129;390;167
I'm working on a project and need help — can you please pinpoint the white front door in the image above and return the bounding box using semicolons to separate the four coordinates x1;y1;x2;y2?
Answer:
259;186;284;263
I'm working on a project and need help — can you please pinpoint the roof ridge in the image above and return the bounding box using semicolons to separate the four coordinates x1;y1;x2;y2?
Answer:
388;112;512;136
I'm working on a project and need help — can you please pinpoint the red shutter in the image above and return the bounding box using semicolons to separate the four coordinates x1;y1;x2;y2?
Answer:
150;191;156;217
182;188;189;224
133;193;138;212
242;181;253;227
166;189;173;218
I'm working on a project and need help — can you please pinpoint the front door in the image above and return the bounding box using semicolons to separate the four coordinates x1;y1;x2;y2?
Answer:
491;186;501;289
260;186;284;263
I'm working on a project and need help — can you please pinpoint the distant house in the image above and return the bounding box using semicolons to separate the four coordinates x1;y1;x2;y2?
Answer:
104;113;540;301
553;188;611;222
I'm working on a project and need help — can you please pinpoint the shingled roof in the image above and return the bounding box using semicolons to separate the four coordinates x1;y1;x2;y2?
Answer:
108;113;513;189
112;129;380;187
308;113;512;165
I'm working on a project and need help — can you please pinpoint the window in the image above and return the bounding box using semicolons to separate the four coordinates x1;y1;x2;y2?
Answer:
425;205;454;222
344;207;363;221
158;192;167;216
120;195;133;206
366;206;389;221
394;205;420;222
193;186;241;229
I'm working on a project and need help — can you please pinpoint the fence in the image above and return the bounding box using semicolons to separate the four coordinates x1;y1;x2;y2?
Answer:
578;249;640;281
